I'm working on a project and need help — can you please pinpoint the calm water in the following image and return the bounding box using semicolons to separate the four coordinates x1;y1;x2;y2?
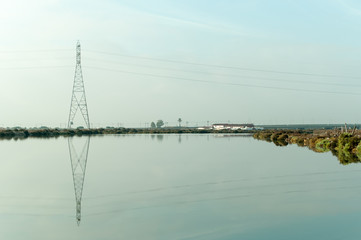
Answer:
1;134;361;240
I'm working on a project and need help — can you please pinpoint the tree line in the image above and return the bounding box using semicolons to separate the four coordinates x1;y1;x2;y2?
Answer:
150;118;182;128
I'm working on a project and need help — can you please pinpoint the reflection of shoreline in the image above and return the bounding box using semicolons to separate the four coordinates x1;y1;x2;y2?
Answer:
254;130;361;165
148;134;253;143
214;134;253;138
68;136;90;225
0;128;256;140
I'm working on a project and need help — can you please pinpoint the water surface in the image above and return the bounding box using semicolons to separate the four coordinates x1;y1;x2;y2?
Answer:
1;134;361;239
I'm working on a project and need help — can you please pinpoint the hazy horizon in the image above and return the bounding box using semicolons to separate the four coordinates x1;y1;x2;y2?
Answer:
1;0;361;128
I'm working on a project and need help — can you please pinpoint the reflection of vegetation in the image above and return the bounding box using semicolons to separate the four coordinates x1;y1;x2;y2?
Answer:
254;130;361;165
334;133;361;165
356;144;361;159
156;135;164;142
315;139;332;152
254;132;272;142
274;140;288;146
335;149;360;165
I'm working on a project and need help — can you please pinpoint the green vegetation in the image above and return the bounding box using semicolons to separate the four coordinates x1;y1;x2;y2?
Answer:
315;139;332;152
253;130;361;165
156;120;164;128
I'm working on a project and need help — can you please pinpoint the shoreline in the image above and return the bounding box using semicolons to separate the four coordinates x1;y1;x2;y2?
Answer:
0;127;255;139
253;129;361;165
4;127;361;164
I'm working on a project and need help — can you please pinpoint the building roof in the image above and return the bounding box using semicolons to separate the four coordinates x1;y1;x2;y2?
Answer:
212;123;254;127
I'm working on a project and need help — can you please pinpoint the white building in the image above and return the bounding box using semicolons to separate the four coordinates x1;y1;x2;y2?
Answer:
212;123;255;130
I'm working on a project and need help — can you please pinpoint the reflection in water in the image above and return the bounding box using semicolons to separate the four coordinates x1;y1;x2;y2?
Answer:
264;135;361;165
214;134;253;138
2;134;361;239
333;149;361;165
68;136;90;225
156;135;164;142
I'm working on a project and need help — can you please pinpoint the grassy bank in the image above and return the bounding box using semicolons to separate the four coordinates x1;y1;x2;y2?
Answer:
253;129;361;165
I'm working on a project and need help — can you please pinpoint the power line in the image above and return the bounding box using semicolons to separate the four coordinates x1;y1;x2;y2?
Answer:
85;169;359;200
84;182;361;217
85;66;361;96
0;66;72;70
0;57;73;62
83;57;361;88
85;49;361;80
0;62;359;95
1;47;360;80
0;49;72;53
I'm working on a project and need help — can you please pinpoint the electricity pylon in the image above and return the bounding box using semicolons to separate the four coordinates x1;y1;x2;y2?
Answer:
68;136;90;225
68;41;90;129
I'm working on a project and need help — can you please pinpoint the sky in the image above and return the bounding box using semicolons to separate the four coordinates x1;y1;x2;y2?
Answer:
1;0;361;127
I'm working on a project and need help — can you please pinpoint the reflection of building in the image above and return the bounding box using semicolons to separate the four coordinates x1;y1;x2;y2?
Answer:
212;123;255;130
68;136;90;226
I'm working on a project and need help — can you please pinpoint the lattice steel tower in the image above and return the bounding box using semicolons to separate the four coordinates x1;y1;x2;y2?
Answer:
68;41;90;128
68;136;90;225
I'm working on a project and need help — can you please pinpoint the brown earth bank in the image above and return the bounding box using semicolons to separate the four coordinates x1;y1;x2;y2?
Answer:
253;129;361;165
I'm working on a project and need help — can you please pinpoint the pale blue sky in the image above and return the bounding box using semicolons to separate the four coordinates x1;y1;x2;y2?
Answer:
1;0;361;127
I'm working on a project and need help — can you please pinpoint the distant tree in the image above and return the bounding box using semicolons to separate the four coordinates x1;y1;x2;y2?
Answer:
178;118;182;127
156;120;164;128
151;122;156;128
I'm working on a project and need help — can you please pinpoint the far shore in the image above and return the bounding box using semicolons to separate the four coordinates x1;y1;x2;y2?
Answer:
0;127;256;139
